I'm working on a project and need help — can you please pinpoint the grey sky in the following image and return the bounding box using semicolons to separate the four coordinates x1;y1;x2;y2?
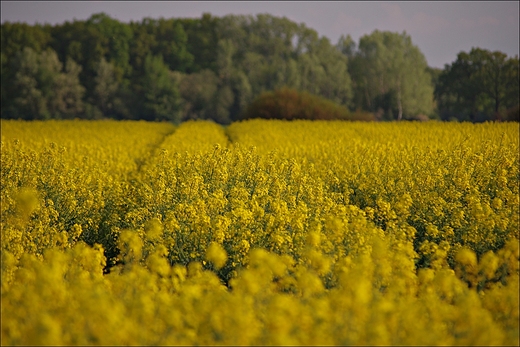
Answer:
1;1;518;69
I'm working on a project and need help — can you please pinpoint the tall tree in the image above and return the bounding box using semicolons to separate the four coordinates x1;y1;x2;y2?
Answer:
92;58;120;117
474;49;519;119
179;13;219;74
177;69;219;121
51;57;85;118
5;47;84;119
86;13;133;77
6;47;48;119
1;22;52;117
48;13;133;109
436;48;519;121
348;30;434;120
129;18;158;73
155;19;194;73
337;34;356;59
1;22;52;59
213;14;353;120
212;39;238;124
139;54;182;122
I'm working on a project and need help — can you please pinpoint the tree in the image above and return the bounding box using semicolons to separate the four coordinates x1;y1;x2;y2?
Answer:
1;22;52;117
436;48;519;121
129;18;158;73
212;39;238;124
179;13;219;74
48;20;87;73
228;69;253;122
5;47;84;119
337;34;356;58
301;36;352;106
474;49;519;120
47;13;134;111
6;47;48;119
212;14;353;120
426;66;443;119
177;69;219;121
1;22;52;60
348;30;434;120
86;13;133;77
213;85;234;124
155;19;194;73
51;57;85;118
92;58;120;117
139;54;182;122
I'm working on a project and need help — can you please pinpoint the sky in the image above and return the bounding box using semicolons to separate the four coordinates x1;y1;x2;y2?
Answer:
1;1;518;69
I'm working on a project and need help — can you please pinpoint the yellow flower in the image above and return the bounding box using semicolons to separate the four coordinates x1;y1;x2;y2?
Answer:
455;247;477;268
145;218;163;241
306;231;321;248
15;187;40;218
205;242;228;270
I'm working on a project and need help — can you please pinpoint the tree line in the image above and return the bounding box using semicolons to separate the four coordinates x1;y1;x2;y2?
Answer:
1;12;518;123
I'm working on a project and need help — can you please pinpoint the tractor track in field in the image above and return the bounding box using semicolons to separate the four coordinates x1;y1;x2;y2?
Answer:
132;125;177;176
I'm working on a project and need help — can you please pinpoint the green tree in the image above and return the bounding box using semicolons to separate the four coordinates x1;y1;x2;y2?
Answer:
91;58;121;118
139;54;181;122
51;57;85;118
179;13;219;74
6;47;47;119
1;22;52;60
436;48;519;121
86;13;133;77
213;85;234;124
337;34;356;58
129;17;193;73
297;36;352;106
228;69;253;122
348;30;434;120
426;66;443;119
155;19;194;73
6;47;84;120
1;22;52;117
129;18;158;73
213;14;353;120
48;20;87;73
473;49;518;120
177;69;219;121
212;39;238;124
435;52;478;121
46;13;134;115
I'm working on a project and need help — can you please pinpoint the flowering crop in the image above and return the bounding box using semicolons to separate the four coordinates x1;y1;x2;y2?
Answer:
1;119;519;345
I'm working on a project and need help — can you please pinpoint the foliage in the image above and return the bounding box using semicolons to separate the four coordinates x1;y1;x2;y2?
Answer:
241;87;374;121
1;119;519;345
347;30;435;120
1;13;518;123
138;54;182;122
1;13;356;122
91;58;121;118
436;48;520;122
1;22;52;115
176;69;219;121
178;13;219;74
3;47;85;120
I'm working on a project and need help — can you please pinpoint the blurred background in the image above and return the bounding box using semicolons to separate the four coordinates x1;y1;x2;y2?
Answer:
1;1;518;122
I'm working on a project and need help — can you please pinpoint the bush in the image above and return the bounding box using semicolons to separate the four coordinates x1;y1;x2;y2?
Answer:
240;87;375;121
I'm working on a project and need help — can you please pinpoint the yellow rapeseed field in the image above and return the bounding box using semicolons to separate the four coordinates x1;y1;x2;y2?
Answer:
1;119;519;345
